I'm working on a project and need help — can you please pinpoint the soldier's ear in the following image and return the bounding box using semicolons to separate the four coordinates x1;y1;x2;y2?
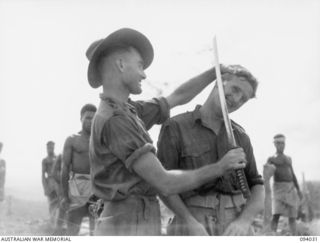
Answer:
116;58;125;73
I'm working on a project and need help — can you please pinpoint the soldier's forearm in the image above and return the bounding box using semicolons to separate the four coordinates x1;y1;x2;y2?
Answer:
61;170;69;199
290;164;300;192
237;184;264;223
133;152;224;196
159;194;195;222
161;162;224;196
166;68;216;108
292;174;300;192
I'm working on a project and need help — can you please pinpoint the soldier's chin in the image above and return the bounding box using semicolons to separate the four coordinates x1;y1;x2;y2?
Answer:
228;108;235;114
227;105;238;113
84;126;91;133
131;88;142;95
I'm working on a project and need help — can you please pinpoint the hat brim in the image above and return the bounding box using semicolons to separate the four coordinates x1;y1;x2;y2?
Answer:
88;28;154;88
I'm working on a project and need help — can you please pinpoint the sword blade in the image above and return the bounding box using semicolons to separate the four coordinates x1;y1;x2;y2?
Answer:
212;36;251;199
212;36;236;147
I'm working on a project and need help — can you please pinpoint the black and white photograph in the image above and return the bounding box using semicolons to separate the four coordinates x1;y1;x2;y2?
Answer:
0;0;319;239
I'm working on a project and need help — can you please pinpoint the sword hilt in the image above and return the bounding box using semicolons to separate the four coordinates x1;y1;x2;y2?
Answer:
235;168;251;199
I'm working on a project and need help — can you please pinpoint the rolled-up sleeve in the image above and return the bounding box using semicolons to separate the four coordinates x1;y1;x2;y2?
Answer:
130;97;170;130
157;119;180;170
241;135;264;188
102;114;156;172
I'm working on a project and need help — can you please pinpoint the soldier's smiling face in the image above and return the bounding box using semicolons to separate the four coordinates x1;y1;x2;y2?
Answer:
213;74;254;115
121;47;147;95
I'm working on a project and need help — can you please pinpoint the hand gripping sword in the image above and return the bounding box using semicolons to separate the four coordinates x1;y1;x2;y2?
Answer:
212;37;251;199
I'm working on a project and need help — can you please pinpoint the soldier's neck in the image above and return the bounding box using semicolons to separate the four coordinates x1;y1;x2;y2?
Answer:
80;130;90;137
199;105;223;134
102;78;130;104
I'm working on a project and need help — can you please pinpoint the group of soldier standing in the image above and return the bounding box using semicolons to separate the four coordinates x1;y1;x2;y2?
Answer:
40;28;303;236
41;105;97;235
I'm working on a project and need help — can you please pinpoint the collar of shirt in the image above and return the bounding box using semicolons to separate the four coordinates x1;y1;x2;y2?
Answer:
192;105;202;124
99;93;137;115
191;105;223;135
192;105;239;136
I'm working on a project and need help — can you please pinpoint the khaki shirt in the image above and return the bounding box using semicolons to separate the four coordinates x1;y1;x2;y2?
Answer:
157;105;264;200
89;94;169;201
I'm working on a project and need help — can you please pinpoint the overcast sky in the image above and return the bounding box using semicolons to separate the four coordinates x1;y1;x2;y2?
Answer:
0;0;319;201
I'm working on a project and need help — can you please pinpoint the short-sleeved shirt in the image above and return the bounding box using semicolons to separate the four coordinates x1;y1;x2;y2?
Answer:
157;105;263;200
267;154;294;182
89;94;170;201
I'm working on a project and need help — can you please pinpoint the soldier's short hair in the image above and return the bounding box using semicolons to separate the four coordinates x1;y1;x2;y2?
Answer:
46;141;55;146
222;64;258;98
80;104;97;118
273;134;285;139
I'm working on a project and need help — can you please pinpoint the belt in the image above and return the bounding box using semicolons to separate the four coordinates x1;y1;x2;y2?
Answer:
102;194;158;221
184;193;246;209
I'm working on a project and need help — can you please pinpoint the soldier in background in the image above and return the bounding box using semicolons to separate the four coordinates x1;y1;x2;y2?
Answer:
42;141;59;222
60;104;97;235
267;134;302;235
262;162;276;233
51;154;67;235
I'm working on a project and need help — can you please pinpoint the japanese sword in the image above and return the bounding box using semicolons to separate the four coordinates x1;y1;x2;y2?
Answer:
212;36;251;199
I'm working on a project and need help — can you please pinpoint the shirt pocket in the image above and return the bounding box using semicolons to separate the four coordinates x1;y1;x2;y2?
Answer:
180;143;212;170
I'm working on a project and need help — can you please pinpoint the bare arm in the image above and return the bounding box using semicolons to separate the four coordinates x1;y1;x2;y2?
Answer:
41;159;48;194
61;137;73;200
0;160;6;172
223;184;265;235
165;68;216;108
292;172;300;191
132;148;246;196
166;65;233;108
289;160;302;200
160;194;192;221
52;155;61;183
160;194;209;235
289;158;300;193
237;184;264;222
